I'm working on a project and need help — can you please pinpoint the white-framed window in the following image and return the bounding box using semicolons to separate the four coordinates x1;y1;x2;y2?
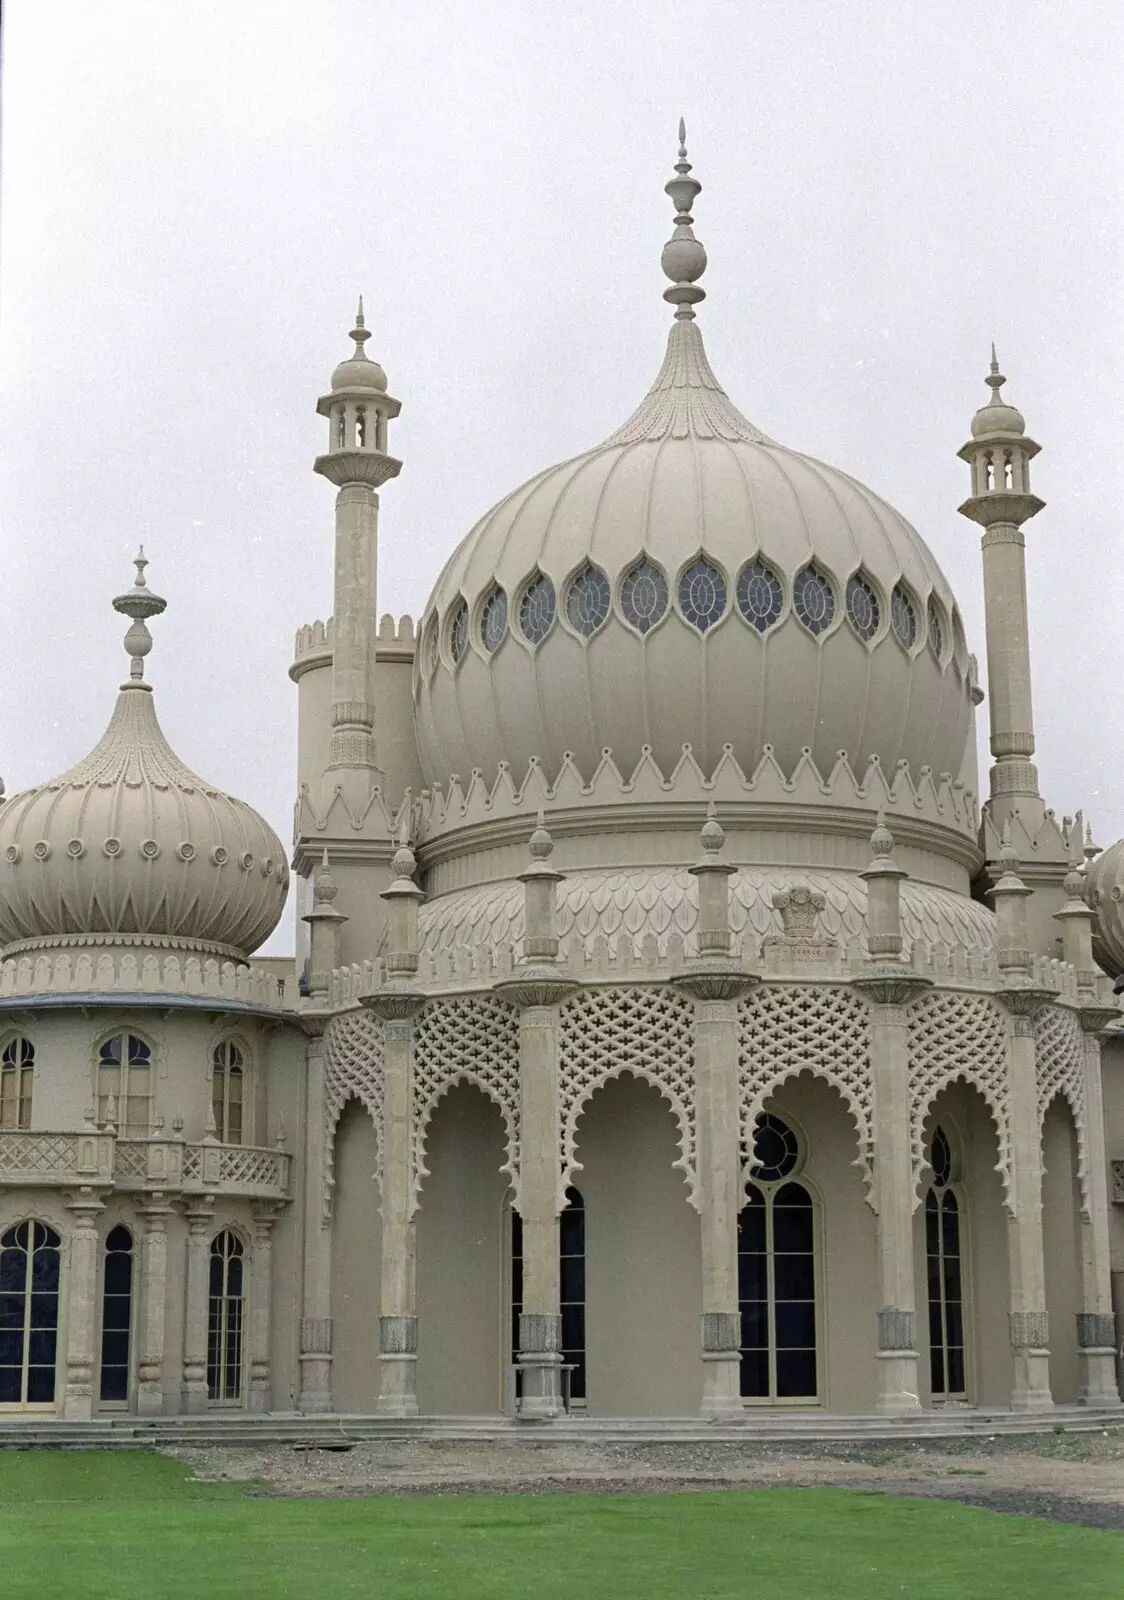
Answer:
97;1032;153;1135
926;1125;967;1398
207;1230;246;1403
211;1040;247;1145
738;1113;818;1401
0;1036;34;1129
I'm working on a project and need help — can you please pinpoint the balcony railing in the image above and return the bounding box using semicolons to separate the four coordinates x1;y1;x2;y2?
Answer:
0;1129;291;1201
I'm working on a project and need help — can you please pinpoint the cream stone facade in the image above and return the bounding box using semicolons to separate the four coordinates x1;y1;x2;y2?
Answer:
3;130;1124;1430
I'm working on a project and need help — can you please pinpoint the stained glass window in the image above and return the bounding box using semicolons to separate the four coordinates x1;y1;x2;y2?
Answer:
565;564;611;637
927;597;944;661
481;587;508;653
891;583;917;648
449;599;469;664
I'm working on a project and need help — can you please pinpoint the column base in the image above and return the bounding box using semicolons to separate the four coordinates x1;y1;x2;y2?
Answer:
700;1351;744;1419
1078;1349;1122;1407
62;1379;94;1421
376;1354;420;1416
1010;1350;1053;1411
518;1312;564;1419
250;1371;272;1414
875;1351;923;1414
181;1380;209;1415
136;1378;165;1416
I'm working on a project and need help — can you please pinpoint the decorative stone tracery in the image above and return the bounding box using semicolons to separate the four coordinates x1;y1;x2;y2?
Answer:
737;984;874;1195
558;985;697;1207
322;1008;385;1220
1034;1003;1091;1217
411;994;520;1215
907;990;1011;1210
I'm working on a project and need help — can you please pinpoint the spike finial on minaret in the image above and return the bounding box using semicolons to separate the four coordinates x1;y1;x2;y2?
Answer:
349;296;370;358
661;121;707;322
112;547;167;685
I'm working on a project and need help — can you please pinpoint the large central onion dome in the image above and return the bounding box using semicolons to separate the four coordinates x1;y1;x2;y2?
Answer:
0;556;288;960
415;130;974;793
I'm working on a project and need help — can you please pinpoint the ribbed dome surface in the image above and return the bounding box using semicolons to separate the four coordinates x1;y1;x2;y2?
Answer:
415;318;974;791
0;682;288;957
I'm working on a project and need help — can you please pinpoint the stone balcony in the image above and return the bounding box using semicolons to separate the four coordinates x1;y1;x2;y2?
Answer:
0;1129;292;1202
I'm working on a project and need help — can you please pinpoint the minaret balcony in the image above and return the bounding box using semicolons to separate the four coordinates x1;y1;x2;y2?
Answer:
313;447;402;490
957;489;1045;529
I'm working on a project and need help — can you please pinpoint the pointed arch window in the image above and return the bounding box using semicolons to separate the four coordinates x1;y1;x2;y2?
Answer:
1;1037;34;1129
926;597;945;662
519;573;557;645
99;1226;133;1404
565;564;611;637
735;559;783;633
678;557;728;632
97;1033;152;1136
845;572;880;642
891;582;918;649
212;1041;245;1145
0;1221;61;1406
620;558;669;635
926;1125;966;1398
207;1231;245;1404
738;1114;818;1400
793;564;835;637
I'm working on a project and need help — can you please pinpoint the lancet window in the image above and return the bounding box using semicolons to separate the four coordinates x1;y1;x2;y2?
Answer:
891;582;917;649
98;1226;133;1404
845;571;880;642
207;1230;245;1404
510;1187;586;1404
211;1040;246;1145
926;1125;967;1398
0;1036;34;1129
738;1115;818;1401
97;1033;153;1136
519;573;557;645
678;557;728;632
792;564;835;637
565;564;612;637
735;559;783;633
620;558;669;635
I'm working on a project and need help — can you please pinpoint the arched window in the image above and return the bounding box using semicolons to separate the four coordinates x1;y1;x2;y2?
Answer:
510;1187;586;1405
97;1033;152;1136
207;1231;245;1403
1;1037;34;1129
99;1226;133;1404
211;1041;245;1145
0;1221;61;1406
926;1125;966;1398
738;1114;818;1400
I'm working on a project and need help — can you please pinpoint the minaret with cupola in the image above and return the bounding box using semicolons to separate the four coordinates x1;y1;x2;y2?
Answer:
314;299;402;797
957;349;1045;832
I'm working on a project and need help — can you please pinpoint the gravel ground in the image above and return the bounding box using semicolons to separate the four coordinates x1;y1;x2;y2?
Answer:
164;1428;1124;1530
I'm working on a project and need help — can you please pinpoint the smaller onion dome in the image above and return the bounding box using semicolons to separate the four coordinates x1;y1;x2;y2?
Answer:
970;346;1026;438
1086;838;1124;977
0;553;288;960
329;297;387;392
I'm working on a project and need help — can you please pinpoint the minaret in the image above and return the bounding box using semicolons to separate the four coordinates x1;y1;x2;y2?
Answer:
314;299;402;799
957;348;1045;833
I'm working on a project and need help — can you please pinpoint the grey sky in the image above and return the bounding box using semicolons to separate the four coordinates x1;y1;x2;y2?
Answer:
1;0;1120;955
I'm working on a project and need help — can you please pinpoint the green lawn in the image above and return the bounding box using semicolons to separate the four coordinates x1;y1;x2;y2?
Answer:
0;1451;1117;1600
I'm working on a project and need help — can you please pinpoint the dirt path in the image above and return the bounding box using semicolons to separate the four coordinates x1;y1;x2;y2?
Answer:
165;1428;1124;1529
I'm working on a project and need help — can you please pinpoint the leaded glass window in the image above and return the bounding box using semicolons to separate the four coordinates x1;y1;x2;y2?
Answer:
748;1113;799;1183
480;587;508;653
927;597;944;661
565;564;612;637
677;557;728;632
926;1125;966;1398
792;563;835;637
519;573;556;645
97;1033;152;1136
0;1220;61;1406
735;560;783;633
620;558;669;635
845;572;880;642
738;1173;817;1401
0;1037;33;1130
212;1041;245;1145
891;582;917;648
448;599;469;664
207;1231;245;1404
99;1226;133;1404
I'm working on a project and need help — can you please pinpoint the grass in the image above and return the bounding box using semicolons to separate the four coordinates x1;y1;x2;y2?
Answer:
0;1450;1118;1600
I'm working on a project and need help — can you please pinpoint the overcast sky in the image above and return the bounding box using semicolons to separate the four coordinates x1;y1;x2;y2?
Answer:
1;1;1120;955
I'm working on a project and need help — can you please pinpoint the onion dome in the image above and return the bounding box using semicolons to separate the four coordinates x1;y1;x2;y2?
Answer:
970;346;1026;438
415;129;973;792
0;554;288;960
1086;839;1124;977
329;297;387;393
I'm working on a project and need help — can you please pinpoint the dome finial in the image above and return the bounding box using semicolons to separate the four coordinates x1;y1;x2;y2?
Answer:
112;548;166;686
661;121;707;322
349;296;370;360
986;342;1005;398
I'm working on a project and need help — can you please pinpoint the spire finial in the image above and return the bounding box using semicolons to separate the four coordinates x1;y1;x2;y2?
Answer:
349;297;370;359
985;343;1006;399
661;122;707;322
112;549;166;686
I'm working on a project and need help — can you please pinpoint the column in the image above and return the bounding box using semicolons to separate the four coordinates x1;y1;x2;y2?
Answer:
181;1199;214;1413
854;813;926;1413
497;815;574;1419
298;1035;333;1412
135;1196;173;1415
1075;1008;1122;1404
364;831;426;1417
249;1207;277;1413
63;1187;105;1419
673;805;753;1418
1002;996;1053;1409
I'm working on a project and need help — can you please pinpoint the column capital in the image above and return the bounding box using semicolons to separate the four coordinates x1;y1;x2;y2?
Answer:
495;967;580;1010
65;1185;106;1222
672;963;757;1002
851;966;932;1008
1077;1002;1121;1036
362;984;426;1021
996;982;1053;1024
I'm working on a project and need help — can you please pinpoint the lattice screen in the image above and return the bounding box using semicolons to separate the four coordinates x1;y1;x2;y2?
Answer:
322;1009;386;1222
557;985;697;1209
1034;1004;1091;1217
411;994;520;1215
908;991;1010;1209
737;985;874;1197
